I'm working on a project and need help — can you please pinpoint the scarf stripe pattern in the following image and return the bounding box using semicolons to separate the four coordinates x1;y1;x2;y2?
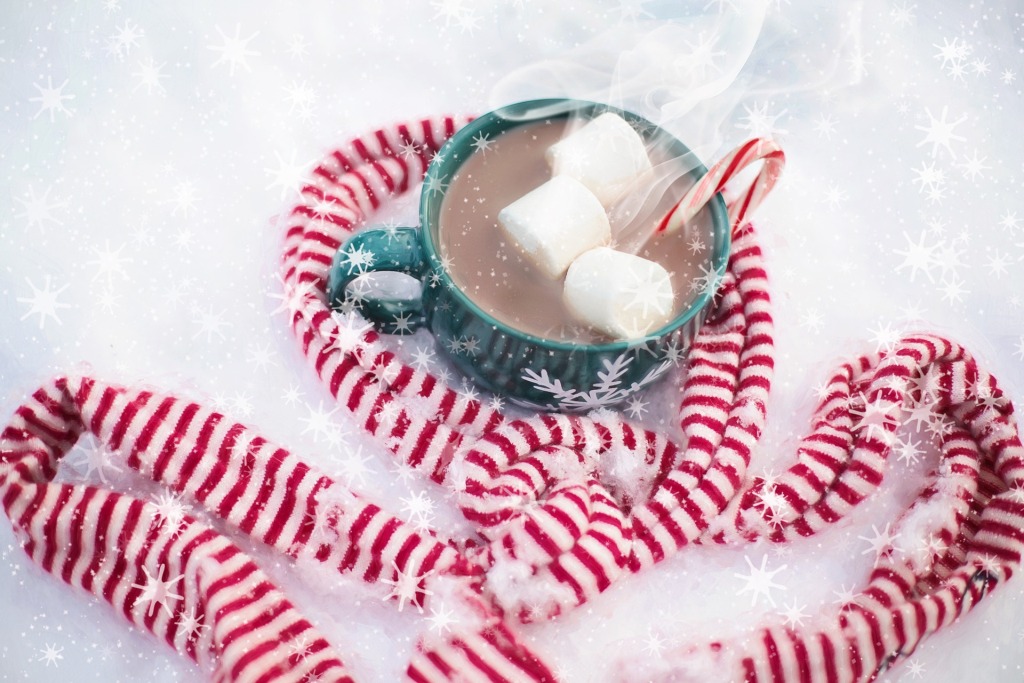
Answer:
1;114;1022;682
278;115;1024;678
0;375;556;682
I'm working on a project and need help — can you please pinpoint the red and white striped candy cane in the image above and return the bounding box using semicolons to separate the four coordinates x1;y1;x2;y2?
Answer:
656;137;786;234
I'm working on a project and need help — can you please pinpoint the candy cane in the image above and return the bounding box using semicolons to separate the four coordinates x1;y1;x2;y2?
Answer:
656;137;786;234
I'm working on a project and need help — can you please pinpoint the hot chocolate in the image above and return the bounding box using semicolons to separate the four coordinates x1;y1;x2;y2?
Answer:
437;117;712;343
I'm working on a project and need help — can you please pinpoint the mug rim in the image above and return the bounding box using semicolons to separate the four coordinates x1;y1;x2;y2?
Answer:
419;97;730;354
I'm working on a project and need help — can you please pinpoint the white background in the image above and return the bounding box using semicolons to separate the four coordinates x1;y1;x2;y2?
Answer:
1;0;1023;681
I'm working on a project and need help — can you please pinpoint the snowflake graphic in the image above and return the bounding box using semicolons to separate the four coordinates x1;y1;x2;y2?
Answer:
624;395;648;419
410;345;436;372
337;245;376;274
400;490;436;529
959;149;989;181
661;339;686;366
37;643;64;667
191;306;230;342
704;0;739;13
688;262;719;297
177;606;208;638
736;101;788;137
618;0;655;22
109;19;144;58
933;37;970;69
131;563;185;618
287;634;313;660
911;161;944;194
868;322;902;353
423;172;449;196
812;113;837;139
397;139;421;159
622;267;673;320
858;523;901;565
17;275;71;329
169;179;200;216
264;150;312;199
381;560;434;613
915;106;967;158
888;231;937;282
14;185;66;229
893;435;923;467
754;483;788;526
642;629;667;657
208;24;260;76
780;600;808;628
679;30;725;79
29;77;75;121
283;80;316;117
849;394;901;444
133;58;167;94
87;241;133;285
734;554;787;607
470;132;494;154
432;0;476;29
285;34;308;59
522;352;670;412
427;602;458;635
150;491;188;533
445;335;480;357
71;441;124;484
300;401;344;444
326;310;373;352
333;445;376;488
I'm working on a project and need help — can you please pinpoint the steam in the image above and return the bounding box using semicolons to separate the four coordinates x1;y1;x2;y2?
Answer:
610;155;701;254
488;0;869;252
489;0;868;160
489;0;768;161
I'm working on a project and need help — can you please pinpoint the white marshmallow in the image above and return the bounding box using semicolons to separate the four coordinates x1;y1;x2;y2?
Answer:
563;246;675;340
546;112;654;206
497;175;611;279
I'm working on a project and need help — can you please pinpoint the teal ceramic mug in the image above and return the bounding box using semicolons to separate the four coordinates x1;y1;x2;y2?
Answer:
326;99;730;411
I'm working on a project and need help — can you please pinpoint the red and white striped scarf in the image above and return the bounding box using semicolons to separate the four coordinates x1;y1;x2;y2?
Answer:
2;116;1023;682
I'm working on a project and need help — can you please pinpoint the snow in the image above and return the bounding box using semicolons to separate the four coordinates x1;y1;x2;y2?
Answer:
599;443;655;506
2;0;1024;681
418;573;487;647
484;552;576;620
891;458;974;573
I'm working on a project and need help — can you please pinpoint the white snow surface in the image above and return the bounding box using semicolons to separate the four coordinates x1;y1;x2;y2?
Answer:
2;1;1024;682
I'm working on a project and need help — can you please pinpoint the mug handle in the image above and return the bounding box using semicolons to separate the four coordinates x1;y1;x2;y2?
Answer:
326;226;428;334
